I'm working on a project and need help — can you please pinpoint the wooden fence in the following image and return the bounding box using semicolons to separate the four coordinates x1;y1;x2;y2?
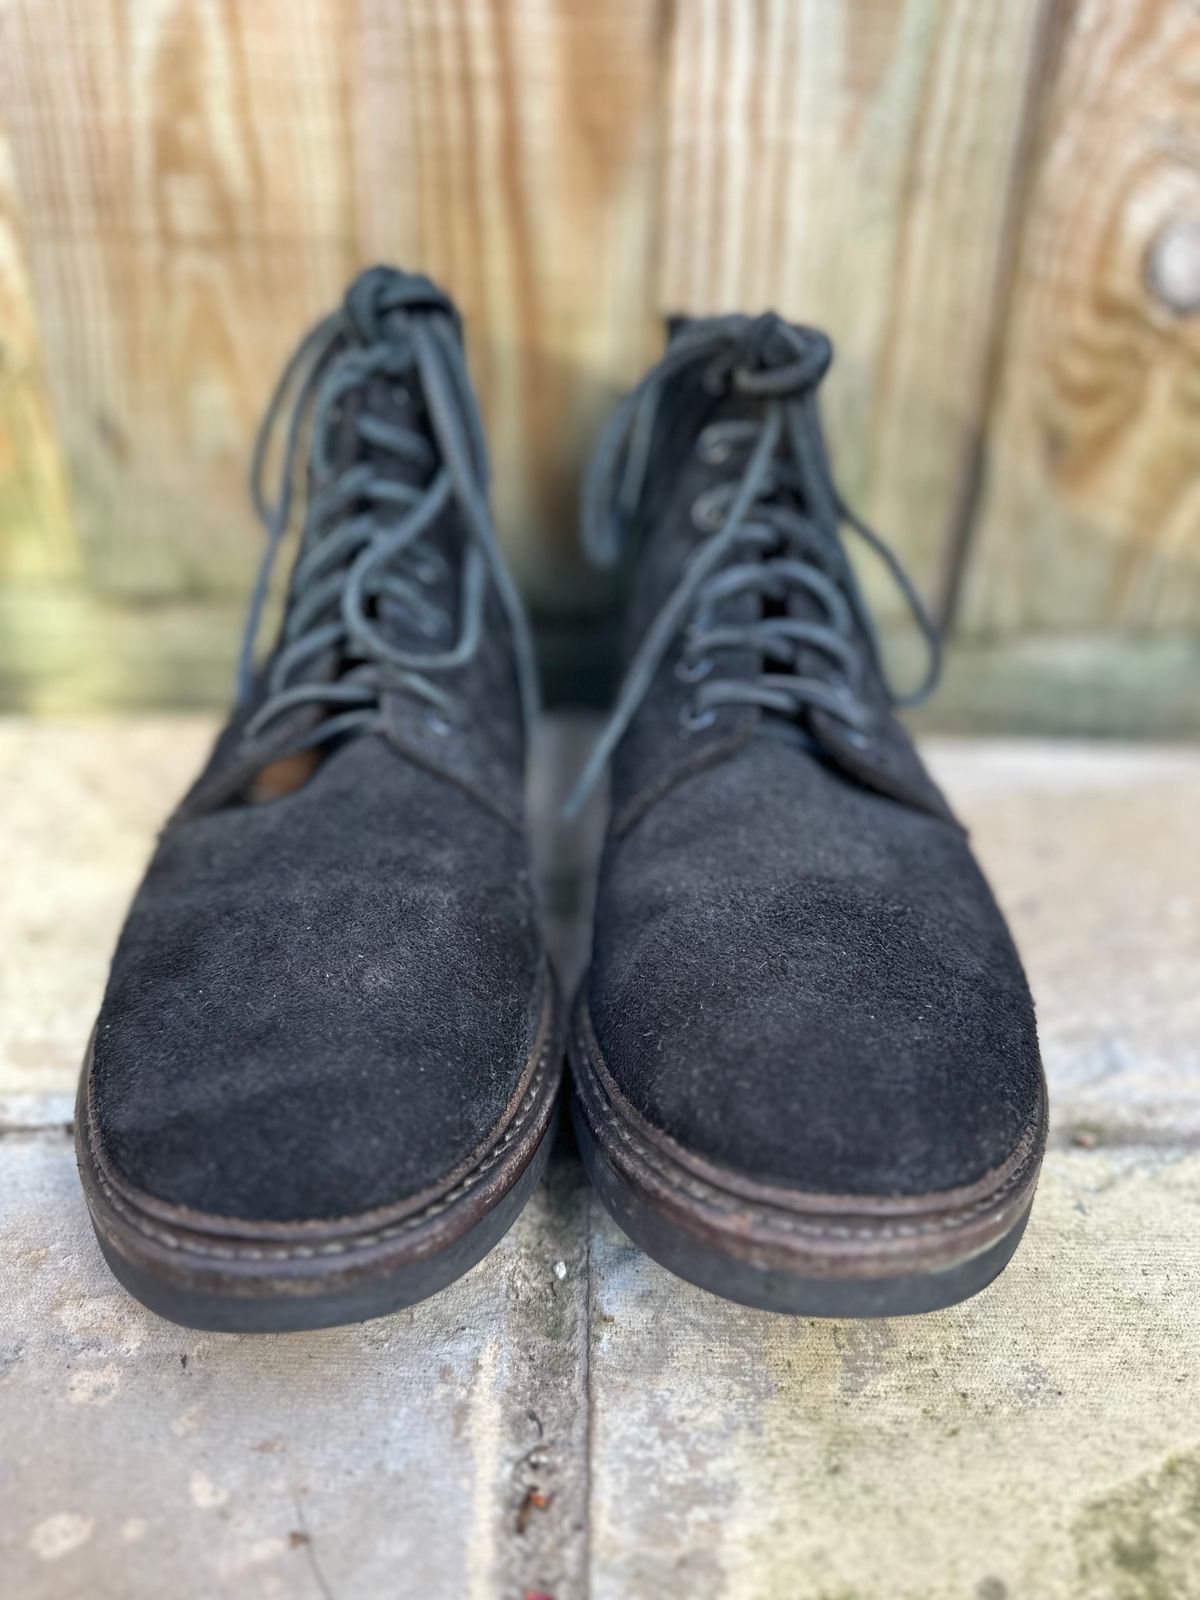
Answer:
0;0;1197;727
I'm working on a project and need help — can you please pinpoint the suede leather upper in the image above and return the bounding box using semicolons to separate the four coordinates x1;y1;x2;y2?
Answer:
584;317;1043;1201
590;733;1040;1197
92;735;544;1222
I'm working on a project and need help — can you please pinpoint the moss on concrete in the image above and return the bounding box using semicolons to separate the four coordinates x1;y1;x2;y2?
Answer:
1073;1450;1200;1600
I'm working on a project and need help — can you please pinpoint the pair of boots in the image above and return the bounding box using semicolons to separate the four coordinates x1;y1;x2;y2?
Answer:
77;267;1046;1331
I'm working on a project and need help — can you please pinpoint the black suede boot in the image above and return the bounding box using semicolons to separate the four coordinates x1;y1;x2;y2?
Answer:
77;268;562;1331
567;314;1046;1316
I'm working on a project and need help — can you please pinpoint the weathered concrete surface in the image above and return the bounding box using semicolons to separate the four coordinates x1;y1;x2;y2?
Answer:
586;1147;1200;1600
930;741;1200;1143
0;717;215;1125
0;1131;589;1600
1;719;1199;1599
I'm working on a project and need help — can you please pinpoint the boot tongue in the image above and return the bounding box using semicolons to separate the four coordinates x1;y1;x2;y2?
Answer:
665;312;825;441
343;265;461;343
666;307;813;357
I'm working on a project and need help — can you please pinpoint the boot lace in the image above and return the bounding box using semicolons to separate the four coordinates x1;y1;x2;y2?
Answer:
565;313;941;813
237;268;538;758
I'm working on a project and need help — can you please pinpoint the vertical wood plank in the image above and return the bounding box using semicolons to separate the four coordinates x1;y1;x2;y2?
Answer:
0;0;356;599
658;0;1052;618
0;114;75;582
349;0;664;605
960;0;1200;636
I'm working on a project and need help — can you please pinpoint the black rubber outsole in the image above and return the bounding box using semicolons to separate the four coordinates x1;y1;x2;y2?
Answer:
569;1001;1046;1319
76;986;564;1333
86;1112;558;1333
574;1094;1033;1317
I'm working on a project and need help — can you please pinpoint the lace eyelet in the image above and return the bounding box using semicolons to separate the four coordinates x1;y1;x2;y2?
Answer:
424;711;453;737
700;359;732;397
842;723;872;750
413;558;442;585
679;703;717;735
675;654;715;685
696;428;731;466
690;490;727;534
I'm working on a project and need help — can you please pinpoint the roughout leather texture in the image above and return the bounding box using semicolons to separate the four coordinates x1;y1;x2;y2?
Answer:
585;316;1043;1199
89;268;548;1225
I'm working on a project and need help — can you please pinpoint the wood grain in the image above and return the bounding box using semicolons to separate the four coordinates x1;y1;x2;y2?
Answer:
657;0;1051;619
0;0;662;611
0;114;75;583
961;0;1200;635
0;0;1196;724
347;0;663;605
0;0;357;598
